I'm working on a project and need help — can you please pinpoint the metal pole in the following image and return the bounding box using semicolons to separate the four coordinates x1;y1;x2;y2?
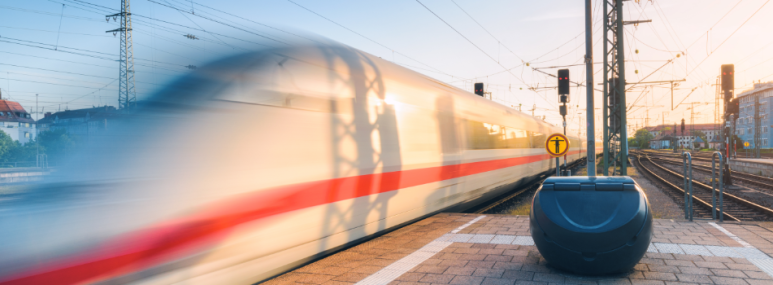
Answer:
556;157;560;176
585;0;596;176
602;0;609;176
712;152;718;220
683;152;693;221
563;108;568;175
616;0;628;175
720;154;724;222
683;153;688;219
712;152;724;220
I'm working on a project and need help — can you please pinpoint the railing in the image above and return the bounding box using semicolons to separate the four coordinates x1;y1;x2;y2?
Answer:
712;152;725;222
0;161;38;168
683;152;693;221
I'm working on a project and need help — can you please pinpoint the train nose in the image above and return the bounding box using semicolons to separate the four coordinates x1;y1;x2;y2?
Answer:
529;176;653;275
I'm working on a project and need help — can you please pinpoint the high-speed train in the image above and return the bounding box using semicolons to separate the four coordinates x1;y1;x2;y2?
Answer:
0;42;586;284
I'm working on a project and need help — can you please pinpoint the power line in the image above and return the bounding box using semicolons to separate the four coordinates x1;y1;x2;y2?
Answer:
284;0;462;80
414;0;561;106
0;25;111;38
685;0;770;77
0;63;114;80
449;0;523;62
0;37;187;72
146;0;287;45
164;0;318;44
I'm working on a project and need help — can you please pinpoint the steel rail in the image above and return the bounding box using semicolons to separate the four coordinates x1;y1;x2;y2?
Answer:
642;154;773;219
634;153;740;222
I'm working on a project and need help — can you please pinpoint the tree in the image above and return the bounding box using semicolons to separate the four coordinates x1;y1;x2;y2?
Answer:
37;129;76;164
633;128;654;149
691;130;708;149
0;130;14;161
5;141;38;164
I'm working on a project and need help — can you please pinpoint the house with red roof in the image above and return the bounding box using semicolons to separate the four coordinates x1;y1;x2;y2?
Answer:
0;92;36;144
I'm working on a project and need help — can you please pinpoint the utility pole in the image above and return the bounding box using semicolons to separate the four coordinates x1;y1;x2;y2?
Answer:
585;0;596;176
603;0;648;176
714;76;720;141
106;0;136;110
662;112;668;130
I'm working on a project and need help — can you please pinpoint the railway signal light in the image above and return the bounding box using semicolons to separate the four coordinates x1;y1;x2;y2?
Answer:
558;69;570;97
721;64;734;94
474;82;484;96
727;98;739;117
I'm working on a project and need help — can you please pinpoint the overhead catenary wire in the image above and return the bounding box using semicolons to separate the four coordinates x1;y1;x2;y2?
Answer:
284;0;465;81
449;0;524;62
684;0;770;78
413;0;533;105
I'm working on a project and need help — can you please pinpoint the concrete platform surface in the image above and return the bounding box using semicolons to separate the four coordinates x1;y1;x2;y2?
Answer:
265;214;773;285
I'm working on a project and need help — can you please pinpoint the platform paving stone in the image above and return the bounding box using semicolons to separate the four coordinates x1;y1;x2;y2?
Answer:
264;213;773;285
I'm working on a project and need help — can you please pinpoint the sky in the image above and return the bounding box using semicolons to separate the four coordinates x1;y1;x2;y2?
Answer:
0;0;772;139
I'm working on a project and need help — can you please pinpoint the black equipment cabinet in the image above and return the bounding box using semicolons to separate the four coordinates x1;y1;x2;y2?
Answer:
530;176;653;275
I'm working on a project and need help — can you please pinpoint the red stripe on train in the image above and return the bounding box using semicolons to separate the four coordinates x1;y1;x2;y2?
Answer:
0;151;582;284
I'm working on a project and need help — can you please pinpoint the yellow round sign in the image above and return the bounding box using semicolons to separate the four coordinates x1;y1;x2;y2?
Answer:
545;133;570;157
744;141;750;147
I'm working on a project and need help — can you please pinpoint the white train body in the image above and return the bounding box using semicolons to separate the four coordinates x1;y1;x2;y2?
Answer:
0;43;585;284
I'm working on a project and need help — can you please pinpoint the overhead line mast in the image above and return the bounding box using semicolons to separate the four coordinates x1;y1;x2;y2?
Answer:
106;0;136;110
602;0;650;176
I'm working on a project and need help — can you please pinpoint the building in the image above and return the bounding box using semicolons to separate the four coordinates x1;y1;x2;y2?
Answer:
36;106;119;139
735;82;773;149
0;95;36;144
649;135;673;149
642;123;720;149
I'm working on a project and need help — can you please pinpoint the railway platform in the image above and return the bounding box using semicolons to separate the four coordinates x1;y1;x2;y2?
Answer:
266;213;773;285
731;158;773;178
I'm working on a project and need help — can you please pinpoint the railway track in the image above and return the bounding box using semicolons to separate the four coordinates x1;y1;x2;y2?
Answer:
472;158;587;214
647;155;773;192
632;152;773;221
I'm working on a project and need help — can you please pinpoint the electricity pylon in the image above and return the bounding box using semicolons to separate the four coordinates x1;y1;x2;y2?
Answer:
106;0;136;110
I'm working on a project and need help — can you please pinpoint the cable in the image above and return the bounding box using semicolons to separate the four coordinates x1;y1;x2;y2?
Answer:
146;0;286;45
414;0;535;105
0;63;114;80
285;0;461;80
0;38;187;72
157;0;237;49
685;0;770;77
682;0;745;52
0;25;111;38
449;0;523;62
164;0;318;44
50;0;272;50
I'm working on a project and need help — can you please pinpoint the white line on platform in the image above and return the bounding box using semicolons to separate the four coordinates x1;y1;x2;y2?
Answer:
354;215;486;285
709;222;754;248
356;220;773;284
708;222;773;278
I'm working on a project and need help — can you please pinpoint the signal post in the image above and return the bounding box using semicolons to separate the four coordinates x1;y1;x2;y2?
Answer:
721;64;735;185
558;69;570;176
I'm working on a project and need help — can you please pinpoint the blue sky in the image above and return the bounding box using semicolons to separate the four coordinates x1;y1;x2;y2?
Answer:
0;0;772;138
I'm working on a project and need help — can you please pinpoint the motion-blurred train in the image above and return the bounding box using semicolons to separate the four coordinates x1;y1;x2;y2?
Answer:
0;42;586;284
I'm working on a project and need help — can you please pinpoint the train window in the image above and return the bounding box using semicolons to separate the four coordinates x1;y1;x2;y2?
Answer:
467;120;495;149
531;132;547;148
569;138;580;149
466;120;533;150
506;128;530;148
